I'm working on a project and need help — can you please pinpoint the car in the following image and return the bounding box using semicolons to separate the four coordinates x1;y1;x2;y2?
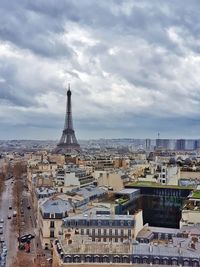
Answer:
27;234;35;240
0;219;4;223
0;229;3;235
18;234;35;243
2;250;7;256
47;258;53;264
7;215;11;220
2;248;7;254
9;206;12;210
27;206;31;210
0;257;6;266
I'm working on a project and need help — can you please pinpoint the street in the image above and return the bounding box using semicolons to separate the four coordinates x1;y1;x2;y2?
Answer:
0;178;17;267
0;177;38;266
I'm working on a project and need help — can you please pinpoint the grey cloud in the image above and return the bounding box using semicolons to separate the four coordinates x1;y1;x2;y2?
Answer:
1;0;200;139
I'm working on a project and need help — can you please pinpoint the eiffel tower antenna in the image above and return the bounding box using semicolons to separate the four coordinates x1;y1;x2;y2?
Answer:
54;85;81;154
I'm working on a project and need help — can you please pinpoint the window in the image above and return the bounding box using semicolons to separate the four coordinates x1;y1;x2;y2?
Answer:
50;221;54;228
103;229;107;235
109;229;112;236
128;229;131;237
115;229;118;235
86;229;89;235
50;230;54;238
98;229;101;236
81;229;84;235
121;229;124;236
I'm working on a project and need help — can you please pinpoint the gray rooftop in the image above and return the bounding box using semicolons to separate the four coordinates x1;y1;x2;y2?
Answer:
62;206;134;221
133;238;200;258
35;187;56;197
40;198;73;214
116;188;140;195
77;186;107;198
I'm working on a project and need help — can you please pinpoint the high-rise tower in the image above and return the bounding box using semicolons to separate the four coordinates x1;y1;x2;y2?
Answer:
54;85;80;154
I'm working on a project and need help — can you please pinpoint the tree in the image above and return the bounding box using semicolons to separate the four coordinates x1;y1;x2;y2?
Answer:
12;251;53;267
0;172;5;196
12;162;24;242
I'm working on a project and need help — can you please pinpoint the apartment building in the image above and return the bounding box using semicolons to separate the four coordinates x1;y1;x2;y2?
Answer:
55;164;95;192
61;207;143;243
38;198;73;249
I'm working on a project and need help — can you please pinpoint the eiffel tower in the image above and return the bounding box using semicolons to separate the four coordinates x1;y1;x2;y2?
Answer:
54;85;81;154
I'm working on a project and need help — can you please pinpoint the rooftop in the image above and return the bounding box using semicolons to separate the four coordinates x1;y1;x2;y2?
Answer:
127;181;194;189
133;238;200;258
40;198;73;215
62;206;134;222
35;187;56;196
73;185;107;199
59;237;131;254
116;188;140;195
191;190;200;199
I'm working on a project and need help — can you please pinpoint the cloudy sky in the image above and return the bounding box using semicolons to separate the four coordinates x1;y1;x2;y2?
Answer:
1;0;200;140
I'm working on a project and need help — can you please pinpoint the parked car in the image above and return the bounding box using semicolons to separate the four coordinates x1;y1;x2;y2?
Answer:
9;206;12;210
18;234;35;243
0;229;3;235
0;219;4;223
7;215;11;219
13;211;17;217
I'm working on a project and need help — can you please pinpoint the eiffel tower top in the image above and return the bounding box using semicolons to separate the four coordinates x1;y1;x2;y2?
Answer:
67;83;71;96
53;84;81;154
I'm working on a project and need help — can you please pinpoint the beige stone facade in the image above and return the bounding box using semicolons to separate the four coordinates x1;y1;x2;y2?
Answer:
95;171;123;191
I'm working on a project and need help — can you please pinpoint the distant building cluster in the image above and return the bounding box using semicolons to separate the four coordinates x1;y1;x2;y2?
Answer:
2;89;200;266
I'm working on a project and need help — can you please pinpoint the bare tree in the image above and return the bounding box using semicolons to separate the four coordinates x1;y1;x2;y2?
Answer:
0;172;5;197
12;162;24;243
12;251;54;267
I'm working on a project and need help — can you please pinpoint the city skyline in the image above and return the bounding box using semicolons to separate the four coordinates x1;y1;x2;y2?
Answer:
1;1;200;139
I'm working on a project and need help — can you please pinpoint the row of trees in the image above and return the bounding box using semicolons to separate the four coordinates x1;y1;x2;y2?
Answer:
0;171;5;197
12;162;25;241
11;162;56;267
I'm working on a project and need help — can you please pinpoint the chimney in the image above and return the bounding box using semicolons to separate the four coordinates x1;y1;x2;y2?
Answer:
191;242;196;250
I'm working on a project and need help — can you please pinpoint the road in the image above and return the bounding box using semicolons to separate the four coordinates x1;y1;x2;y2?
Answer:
0;176;50;266
0;178;17;267
0;177;38;266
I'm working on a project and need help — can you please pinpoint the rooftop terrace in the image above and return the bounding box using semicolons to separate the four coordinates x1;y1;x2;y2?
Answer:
191;190;200;199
